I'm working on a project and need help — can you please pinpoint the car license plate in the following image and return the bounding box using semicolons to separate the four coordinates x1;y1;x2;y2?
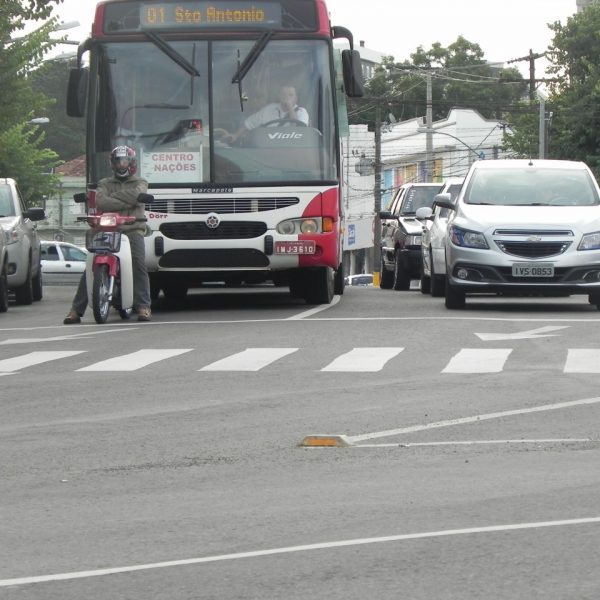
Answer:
275;241;316;255
511;262;554;277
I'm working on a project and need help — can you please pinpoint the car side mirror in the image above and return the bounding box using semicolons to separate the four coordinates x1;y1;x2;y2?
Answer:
433;192;455;210
415;206;433;220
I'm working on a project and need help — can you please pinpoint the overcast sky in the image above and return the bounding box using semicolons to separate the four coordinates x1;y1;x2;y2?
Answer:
51;0;579;77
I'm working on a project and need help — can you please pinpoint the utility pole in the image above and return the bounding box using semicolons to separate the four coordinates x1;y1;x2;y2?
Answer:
372;102;382;286
425;73;433;181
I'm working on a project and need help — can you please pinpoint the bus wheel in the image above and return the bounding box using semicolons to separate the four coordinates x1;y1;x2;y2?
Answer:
333;264;345;295
304;267;334;305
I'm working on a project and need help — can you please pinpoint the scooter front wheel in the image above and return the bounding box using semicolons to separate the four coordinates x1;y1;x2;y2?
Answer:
92;264;112;324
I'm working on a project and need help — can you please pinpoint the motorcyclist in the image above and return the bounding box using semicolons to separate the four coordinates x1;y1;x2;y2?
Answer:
63;146;152;323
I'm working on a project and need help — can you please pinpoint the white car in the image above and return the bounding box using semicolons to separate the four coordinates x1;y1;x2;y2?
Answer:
344;273;373;286
41;241;87;283
439;159;600;309
417;177;464;296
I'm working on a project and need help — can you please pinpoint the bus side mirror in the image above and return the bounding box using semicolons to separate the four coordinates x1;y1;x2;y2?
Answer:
341;49;364;98
66;68;89;117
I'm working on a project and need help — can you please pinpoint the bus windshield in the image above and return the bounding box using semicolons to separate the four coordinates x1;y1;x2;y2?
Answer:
92;38;337;186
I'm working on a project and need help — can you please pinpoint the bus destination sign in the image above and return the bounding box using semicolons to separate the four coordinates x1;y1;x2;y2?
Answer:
140;2;283;29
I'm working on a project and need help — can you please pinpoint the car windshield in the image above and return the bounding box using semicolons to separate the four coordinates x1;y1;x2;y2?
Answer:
400;186;442;215
464;167;600;206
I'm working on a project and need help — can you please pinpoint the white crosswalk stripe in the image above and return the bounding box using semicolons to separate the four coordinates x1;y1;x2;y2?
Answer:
321;347;404;372
2;347;600;374
199;348;299;372
442;348;513;373
77;349;193;372
564;349;600;373
0;351;85;373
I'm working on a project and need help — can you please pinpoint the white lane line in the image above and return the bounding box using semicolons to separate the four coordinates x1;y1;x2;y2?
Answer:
0;351;85;372
354;438;592;448
321;347;404;372
348;396;600;443
287;295;341;320
77;349;193;372
0;329;136;345
442;348;512;373
564;349;600;373
199;348;298;371
2;517;600;588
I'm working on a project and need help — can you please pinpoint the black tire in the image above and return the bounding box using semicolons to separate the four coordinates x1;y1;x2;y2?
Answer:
92;264;112;324
119;308;132;320
392;250;410;291
0;264;8;313
14;259;33;305
304;267;334;304
420;271;431;294
162;283;188;300
379;253;393;289
430;256;445;297
32;263;43;301
333;265;345;295
445;278;466;309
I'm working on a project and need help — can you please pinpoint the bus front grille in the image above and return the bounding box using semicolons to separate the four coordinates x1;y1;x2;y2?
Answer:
151;197;299;214
159;222;267;240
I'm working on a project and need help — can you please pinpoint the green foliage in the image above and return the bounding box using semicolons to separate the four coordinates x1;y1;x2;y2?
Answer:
30;58;85;161
0;122;61;205
349;36;527;130
0;0;64;201
542;3;600;175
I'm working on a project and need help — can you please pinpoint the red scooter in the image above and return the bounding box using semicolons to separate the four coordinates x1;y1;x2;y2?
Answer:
76;192;153;324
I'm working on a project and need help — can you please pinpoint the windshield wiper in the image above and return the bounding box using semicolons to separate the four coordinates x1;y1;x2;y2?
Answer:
231;30;274;111
144;31;200;77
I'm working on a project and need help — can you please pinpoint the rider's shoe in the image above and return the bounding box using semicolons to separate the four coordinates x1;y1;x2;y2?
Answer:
137;307;152;322
63;309;81;325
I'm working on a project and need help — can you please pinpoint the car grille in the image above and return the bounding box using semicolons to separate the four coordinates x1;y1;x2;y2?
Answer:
151;197;299;214
159;221;267;240
495;240;572;258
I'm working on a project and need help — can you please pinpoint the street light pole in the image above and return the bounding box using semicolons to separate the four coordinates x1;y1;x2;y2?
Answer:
425;74;433;182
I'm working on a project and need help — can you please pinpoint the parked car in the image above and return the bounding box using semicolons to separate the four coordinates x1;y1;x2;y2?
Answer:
440;159;600;309
0;178;45;304
378;182;443;290
41;241;87;283
0;220;8;312
344;273;373;286
417;177;464;296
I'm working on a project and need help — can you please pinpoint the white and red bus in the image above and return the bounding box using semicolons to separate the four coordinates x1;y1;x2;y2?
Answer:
67;0;363;303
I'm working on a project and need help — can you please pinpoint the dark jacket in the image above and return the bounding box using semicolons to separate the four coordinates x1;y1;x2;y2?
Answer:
96;175;148;234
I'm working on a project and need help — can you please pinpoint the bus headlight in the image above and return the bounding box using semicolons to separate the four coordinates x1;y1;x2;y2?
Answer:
277;218;321;235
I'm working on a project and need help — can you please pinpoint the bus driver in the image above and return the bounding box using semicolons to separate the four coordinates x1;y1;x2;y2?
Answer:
222;85;309;145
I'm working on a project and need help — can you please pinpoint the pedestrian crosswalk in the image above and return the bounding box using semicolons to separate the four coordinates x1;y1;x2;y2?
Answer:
0;346;600;375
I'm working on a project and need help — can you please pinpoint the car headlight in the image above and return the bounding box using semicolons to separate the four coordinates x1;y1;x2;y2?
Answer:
578;232;600;251
449;225;488;249
3;226;21;245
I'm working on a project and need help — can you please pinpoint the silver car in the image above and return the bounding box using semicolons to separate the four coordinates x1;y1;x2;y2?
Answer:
0;178;45;304
417;177;464;296
440;159;600;309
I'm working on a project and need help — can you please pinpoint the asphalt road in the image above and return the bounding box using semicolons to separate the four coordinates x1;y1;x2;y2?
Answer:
1;283;600;599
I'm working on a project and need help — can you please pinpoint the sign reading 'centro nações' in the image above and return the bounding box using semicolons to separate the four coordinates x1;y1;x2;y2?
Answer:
141;2;282;29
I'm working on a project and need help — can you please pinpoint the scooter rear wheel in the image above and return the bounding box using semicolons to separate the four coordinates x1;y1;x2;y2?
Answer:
92;264;112;324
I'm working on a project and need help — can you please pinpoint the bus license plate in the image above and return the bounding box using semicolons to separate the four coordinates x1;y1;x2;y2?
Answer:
275;241;316;255
511;262;554;277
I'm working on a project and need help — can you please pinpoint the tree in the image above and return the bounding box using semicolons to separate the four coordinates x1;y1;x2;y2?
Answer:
30;58;85;161
349;36;527;130
543;3;600;174
0;0;64;203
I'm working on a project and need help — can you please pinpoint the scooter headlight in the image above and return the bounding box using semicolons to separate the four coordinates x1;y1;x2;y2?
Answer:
99;215;118;227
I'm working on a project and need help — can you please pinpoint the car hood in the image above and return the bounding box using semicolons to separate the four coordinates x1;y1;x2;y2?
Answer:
398;216;424;235
454;204;600;233
0;216;19;230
